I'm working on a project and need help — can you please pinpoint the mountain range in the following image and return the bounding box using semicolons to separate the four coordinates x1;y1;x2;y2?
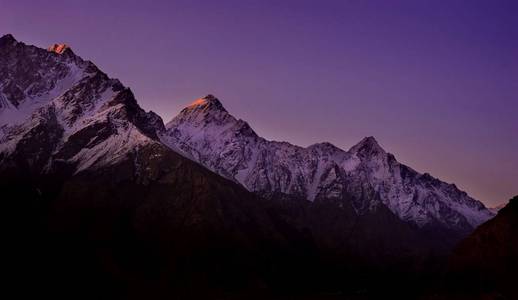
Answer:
0;34;506;298
162;95;493;233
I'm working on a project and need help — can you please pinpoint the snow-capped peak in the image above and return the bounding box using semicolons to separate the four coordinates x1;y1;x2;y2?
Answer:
177;94;228;118
188;94;224;109
48;43;72;55
165;94;235;131
0;35;164;174
350;136;386;157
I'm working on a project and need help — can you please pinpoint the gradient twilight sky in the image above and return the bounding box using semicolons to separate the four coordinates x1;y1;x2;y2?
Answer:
1;0;517;206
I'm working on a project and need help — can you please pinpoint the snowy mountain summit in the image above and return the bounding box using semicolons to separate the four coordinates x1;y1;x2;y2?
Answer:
163;95;494;232
0;34;163;173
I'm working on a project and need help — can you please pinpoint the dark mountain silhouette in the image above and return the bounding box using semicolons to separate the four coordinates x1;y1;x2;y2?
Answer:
445;195;518;299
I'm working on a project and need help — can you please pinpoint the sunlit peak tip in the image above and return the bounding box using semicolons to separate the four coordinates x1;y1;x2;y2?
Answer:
48;43;71;54
188;94;221;107
188;98;210;107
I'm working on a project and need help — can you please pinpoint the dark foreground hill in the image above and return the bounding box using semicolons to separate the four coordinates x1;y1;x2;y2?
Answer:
3;141;452;299
444;196;518;299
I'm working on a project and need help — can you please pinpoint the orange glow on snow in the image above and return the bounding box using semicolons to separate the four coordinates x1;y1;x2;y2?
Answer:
48;43;69;54
188;98;208;107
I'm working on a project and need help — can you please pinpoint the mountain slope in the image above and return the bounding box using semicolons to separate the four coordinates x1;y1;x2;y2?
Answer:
3;140;317;298
163;95;494;233
446;196;518;298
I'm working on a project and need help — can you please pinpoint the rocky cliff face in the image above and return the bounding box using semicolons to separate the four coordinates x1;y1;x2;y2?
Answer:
163;95;494;233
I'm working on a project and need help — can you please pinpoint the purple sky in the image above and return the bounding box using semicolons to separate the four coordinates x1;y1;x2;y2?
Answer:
1;0;517;206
